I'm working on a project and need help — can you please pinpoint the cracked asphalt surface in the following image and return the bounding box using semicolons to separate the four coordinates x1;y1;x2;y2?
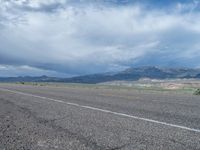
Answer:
0;83;200;150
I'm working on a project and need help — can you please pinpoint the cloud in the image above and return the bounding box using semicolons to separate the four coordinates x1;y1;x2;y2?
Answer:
0;0;200;76
0;65;70;77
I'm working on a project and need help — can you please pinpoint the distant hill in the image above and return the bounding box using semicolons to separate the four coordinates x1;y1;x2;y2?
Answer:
1;67;200;83
62;67;200;83
0;75;61;83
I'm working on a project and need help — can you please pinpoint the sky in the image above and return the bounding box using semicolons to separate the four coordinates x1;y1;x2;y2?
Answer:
0;0;200;77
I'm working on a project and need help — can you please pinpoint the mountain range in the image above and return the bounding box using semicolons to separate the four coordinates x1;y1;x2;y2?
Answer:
1;67;200;83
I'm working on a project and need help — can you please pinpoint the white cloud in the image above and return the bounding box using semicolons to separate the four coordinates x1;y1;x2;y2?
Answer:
0;0;200;76
0;65;71;77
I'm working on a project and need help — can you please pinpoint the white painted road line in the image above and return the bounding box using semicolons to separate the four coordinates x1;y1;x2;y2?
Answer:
1;88;200;133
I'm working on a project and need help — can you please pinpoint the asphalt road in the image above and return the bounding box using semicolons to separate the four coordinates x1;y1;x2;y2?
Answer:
0;83;200;150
